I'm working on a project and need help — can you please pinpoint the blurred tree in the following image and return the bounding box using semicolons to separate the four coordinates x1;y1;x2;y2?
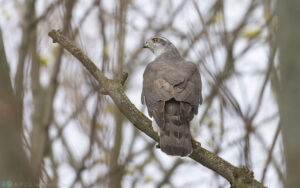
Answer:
0;27;34;185
278;0;300;187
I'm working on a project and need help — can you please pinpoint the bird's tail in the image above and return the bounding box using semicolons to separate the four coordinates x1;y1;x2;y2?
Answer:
159;100;192;157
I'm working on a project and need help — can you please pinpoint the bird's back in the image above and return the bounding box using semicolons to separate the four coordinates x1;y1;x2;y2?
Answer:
142;36;202;156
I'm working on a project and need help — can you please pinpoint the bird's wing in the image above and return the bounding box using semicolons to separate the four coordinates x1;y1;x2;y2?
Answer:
173;61;202;114
142;60;202;117
142;61;180;117
141;55;202;157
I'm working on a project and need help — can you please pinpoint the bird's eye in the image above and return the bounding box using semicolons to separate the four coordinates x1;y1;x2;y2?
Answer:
152;38;157;43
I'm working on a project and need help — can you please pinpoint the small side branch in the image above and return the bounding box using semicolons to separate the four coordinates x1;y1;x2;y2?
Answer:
48;29;266;188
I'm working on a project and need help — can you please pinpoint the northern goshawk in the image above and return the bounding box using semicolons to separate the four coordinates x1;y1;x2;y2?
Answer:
142;36;202;157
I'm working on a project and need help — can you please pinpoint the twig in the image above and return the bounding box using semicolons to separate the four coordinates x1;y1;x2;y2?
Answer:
260;123;281;183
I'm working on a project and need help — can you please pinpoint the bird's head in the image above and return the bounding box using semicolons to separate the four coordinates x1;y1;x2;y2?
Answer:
143;36;172;57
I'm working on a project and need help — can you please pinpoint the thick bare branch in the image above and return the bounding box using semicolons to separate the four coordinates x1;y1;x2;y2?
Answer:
48;29;266;188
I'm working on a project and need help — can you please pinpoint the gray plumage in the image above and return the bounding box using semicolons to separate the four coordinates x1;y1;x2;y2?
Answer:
142;36;202;157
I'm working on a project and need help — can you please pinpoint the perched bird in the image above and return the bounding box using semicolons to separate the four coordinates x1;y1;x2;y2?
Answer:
142;36;202;157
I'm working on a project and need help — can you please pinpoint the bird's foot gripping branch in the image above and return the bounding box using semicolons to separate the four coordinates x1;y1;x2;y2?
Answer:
48;29;266;188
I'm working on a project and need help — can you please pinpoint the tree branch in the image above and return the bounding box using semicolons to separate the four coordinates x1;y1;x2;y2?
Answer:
48;29;266;188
